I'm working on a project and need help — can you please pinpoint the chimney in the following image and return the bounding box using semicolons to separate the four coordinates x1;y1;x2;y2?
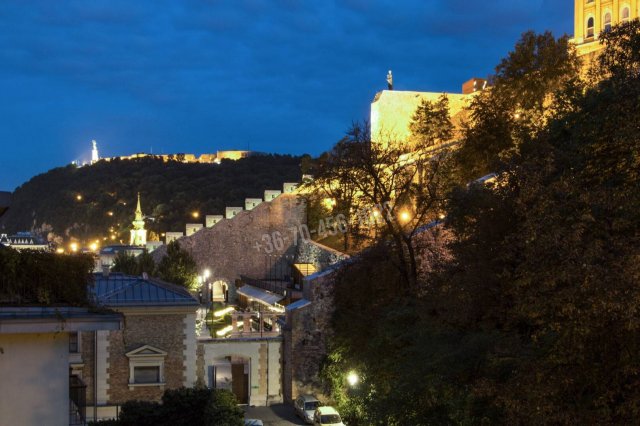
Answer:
102;265;110;278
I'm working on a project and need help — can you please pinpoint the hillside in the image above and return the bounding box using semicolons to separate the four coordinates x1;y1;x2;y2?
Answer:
0;154;302;244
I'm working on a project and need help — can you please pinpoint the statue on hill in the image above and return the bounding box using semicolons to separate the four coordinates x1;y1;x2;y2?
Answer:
387;70;393;90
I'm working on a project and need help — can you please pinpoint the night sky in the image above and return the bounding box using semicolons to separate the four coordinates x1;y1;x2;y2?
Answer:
0;0;572;191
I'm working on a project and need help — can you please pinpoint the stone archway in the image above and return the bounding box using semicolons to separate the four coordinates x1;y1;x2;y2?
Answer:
211;280;229;302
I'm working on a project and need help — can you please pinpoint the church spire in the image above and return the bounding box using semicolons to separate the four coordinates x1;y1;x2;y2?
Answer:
130;193;147;246
135;192;143;221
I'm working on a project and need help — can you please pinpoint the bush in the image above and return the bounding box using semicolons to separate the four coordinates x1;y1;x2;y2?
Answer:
117;387;243;426
118;400;160;426
0;247;94;305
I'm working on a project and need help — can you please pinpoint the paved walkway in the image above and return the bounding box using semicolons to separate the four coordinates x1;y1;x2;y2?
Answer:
244;404;306;426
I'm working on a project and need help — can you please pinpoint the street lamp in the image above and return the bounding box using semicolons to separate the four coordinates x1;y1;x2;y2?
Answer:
347;371;359;387
399;210;411;223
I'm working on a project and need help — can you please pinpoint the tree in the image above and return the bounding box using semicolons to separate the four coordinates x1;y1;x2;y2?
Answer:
156;241;198;290
0;247;94;306
439;23;640;423
110;251;138;275
454;31;581;182
136;250;156;275
409;94;454;149
323;25;640;425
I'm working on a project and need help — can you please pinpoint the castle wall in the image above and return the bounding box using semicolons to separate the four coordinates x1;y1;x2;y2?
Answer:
370;90;472;146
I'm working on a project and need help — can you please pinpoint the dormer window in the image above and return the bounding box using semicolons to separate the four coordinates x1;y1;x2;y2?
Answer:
125;345;167;388
604;12;612;32
622;6;631;23
587;16;595;38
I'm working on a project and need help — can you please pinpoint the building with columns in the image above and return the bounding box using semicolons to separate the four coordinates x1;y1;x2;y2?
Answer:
572;0;639;58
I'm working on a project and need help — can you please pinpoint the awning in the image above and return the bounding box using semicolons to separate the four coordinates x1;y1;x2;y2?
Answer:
237;284;285;307
293;263;317;276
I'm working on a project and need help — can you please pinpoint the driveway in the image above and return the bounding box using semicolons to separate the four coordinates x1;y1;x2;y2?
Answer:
244;404;307;426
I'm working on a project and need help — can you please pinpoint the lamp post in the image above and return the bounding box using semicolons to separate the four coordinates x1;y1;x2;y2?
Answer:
347;371;359;387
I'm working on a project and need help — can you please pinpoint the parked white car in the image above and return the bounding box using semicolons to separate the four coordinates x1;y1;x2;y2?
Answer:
294;394;321;424
313;406;345;426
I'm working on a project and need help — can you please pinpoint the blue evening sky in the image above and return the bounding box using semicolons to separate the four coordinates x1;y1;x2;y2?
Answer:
0;0;572;190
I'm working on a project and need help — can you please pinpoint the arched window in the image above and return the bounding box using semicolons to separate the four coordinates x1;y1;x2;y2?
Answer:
621;6;631;23
587;16;595;38
604;12;612;32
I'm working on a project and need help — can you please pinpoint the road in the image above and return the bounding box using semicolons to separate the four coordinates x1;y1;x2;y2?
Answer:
244;404;307;426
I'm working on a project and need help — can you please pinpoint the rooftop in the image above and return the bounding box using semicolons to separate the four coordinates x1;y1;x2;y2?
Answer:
0;306;122;334
92;272;198;307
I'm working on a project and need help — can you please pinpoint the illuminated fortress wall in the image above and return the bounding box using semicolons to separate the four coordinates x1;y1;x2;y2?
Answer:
103;150;251;164
370;90;474;145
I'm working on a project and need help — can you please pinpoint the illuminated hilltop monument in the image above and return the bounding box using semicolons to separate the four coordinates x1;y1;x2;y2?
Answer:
129;193;147;247
91;140;99;164
572;0;638;59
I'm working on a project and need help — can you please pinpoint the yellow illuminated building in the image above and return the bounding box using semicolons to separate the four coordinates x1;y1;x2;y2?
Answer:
572;0;639;59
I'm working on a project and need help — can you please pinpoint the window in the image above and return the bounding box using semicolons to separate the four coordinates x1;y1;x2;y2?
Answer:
604;12;612;32
587;16;595;38
69;332;79;353
133;366;160;384
622;6;631;23
125;345;167;388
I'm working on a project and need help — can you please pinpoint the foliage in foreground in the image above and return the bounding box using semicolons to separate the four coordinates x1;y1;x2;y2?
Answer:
321;22;640;425
117;387;243;426
0;247;94;305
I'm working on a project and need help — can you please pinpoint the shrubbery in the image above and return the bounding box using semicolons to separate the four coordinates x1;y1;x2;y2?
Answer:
101;387;244;426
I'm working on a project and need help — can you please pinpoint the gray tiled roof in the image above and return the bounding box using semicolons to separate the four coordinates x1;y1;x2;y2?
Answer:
92;272;198;307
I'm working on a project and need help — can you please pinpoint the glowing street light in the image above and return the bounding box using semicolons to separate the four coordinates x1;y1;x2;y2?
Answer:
70;242;78;253
192;211;200;219
89;242;99;252
399;210;411;223
347;371;359;387
203;269;211;280
107;211;114;216
55;248;64;254
76;194;83;201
